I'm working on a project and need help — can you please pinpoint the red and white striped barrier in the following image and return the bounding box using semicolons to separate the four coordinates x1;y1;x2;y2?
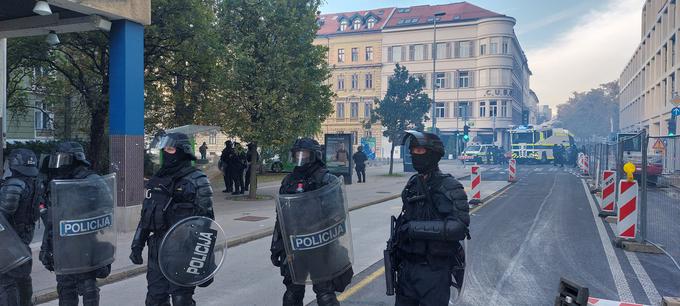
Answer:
617;179;638;239
582;155;590;176
588;297;646;306
469;165;482;204
600;170;616;213
508;159;517;182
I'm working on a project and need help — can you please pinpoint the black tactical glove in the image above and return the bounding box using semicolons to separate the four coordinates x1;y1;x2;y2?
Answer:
39;250;54;272
129;247;144;265
95;265;111;279
270;251;285;267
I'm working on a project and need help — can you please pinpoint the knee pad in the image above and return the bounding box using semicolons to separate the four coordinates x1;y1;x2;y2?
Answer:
316;293;339;306
171;294;195;306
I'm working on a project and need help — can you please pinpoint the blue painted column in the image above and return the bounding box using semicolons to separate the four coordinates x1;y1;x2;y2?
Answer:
109;19;144;222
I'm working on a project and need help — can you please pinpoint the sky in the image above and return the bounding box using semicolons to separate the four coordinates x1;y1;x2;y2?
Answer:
319;0;644;112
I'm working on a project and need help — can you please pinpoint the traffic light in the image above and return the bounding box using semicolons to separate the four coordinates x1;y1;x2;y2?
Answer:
463;125;470;142
670;115;677;136
522;110;529;125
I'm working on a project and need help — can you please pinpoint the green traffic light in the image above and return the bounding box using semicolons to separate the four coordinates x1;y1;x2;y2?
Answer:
670;132;676;136
463;135;470;141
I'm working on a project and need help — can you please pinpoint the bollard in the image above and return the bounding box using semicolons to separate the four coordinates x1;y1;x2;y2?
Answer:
617;179;638;240
508;159;517;182
469;165;482;205
599;170;617;217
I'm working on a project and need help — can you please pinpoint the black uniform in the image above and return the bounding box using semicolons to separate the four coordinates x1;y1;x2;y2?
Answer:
229;144;246;195
352;148;368;183
0;149;42;306
270;138;352;306
219;141;234;193
244;143;259;192
130;133;215;306
199;143;208;160
392;131;469;306
39;142;111;306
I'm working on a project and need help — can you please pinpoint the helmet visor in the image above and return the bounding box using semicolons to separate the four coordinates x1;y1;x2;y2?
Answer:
151;134;180;150
291;149;314;167
48;153;73;168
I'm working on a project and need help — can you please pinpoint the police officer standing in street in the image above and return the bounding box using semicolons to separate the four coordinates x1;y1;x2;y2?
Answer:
270;138;354;306
0;149;42;306
352;145;368;183
385;131;469;306
229;142;246;195
39;142;114;306
130;132;215;306
220;141;233;193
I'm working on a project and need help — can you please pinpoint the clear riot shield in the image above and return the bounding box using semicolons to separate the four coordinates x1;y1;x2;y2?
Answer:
276;175;354;285
158;216;227;287
50;173;116;275
0;214;31;274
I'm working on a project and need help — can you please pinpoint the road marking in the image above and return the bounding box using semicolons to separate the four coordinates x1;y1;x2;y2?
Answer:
337;266;385;301
488;175;559;305
581;179;635;302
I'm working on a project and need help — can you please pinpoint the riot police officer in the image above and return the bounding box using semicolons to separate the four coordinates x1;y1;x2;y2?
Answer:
0;149;42;306
389;131;469;306
270;138;353;306
39;142;114;306
130;132;215;306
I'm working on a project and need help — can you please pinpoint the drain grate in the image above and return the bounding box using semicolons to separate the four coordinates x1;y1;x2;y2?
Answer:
235;216;269;222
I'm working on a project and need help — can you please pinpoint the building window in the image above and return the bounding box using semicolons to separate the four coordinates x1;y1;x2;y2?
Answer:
413;44;425;60
364;101;372;118
490;42;498;54
435;102;445;118
392;46;402;62
34;102;53;130
435;42;446;59
353;19;361;30
336;103;345;118
367;18;376;29
365;73;373;89
458;71;470;88
458;41;471;58
500;101;508;117
338;49;345;63
351;74;359;89
435;72;446;89
480;44;486;55
489;100;498;117
352;131;359;145
340;20;348;31
502;38;509;54
366;46;374;61
479;101;486;117
208;131;217;144
456;101;470;118
337;75;345;90
351;48;358;62
350;102;359;118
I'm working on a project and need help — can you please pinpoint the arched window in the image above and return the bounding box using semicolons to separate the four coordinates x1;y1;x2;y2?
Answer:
367;18;376;29
353;19;362;30
340;19;348;31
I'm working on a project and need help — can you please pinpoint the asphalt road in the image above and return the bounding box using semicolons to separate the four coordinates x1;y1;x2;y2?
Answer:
337;164;678;306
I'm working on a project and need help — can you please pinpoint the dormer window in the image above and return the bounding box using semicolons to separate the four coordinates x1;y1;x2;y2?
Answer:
367;18;376;29
353;19;361;30
340;19;348;31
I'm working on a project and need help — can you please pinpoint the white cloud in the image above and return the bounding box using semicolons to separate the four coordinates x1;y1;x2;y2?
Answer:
526;0;642;109
516;2;590;35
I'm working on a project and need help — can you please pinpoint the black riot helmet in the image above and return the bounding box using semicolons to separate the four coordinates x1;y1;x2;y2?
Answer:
48;141;90;169
401;130;445;158
357;145;363;152
8;148;39;177
153;132;197;161
290;138;323;167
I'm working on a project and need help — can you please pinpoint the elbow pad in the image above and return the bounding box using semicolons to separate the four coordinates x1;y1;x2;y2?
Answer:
406;220;467;242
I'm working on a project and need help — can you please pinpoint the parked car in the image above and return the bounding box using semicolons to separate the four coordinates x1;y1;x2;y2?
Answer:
263;155;294;173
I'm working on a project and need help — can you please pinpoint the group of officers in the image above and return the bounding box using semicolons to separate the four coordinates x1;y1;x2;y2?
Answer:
0;129;470;306
219;141;258;195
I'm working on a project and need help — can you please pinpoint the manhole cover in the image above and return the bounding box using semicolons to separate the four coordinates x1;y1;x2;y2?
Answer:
235;216;269;222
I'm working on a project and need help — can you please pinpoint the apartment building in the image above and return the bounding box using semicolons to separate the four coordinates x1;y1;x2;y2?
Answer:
314;8;395;158
619;0;680;136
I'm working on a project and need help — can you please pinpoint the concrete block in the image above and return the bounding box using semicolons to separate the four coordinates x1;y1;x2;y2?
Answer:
605;216;617;224
663;297;680;306
614;239;664;254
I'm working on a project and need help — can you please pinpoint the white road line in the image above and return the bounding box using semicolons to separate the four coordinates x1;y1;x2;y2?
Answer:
581;179;635;302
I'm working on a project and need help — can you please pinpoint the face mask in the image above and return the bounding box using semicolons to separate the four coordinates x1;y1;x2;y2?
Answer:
162;150;182;168
411;150;439;174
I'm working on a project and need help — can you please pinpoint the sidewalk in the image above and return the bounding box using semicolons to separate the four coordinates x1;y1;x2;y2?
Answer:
32;161;471;303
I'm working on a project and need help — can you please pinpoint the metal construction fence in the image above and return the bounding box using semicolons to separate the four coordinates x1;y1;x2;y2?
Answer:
582;133;680;266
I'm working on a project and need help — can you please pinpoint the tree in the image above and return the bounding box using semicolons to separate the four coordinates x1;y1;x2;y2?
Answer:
216;0;334;199
556;81;619;138
368;64;431;175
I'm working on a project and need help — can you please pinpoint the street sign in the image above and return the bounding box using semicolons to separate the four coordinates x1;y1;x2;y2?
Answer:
672;106;680;116
652;138;666;152
672;93;680;106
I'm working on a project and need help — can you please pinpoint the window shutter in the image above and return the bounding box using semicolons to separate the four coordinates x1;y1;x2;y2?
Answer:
424;44;429;60
453;70;459;88
387;47;393;62
425;73;430;88
454;42;460;58
446;72;452;88
409;45;415;61
454;102;459;117
402;46;407;61
469;70;475;87
446;42;452;58
445;102;450;118
469;42;475;58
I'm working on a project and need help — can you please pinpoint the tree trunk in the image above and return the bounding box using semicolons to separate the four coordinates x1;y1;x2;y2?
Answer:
89;106;108;173
248;146;258;199
389;141;395;175
63;95;72;139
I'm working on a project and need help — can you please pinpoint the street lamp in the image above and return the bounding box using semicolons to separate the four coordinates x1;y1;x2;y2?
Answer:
431;11;446;133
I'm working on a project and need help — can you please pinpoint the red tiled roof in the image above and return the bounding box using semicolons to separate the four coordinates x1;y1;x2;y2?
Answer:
384;2;504;28
316;7;395;36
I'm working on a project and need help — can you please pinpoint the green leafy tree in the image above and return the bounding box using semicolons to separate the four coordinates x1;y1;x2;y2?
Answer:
369;64;431;174
216;0;333;199
556;81;619;138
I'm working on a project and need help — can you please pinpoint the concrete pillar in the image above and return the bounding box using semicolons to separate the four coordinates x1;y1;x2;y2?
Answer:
109;20;144;232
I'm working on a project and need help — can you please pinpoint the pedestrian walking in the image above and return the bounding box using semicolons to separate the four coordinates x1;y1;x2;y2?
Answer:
352;146;368;183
